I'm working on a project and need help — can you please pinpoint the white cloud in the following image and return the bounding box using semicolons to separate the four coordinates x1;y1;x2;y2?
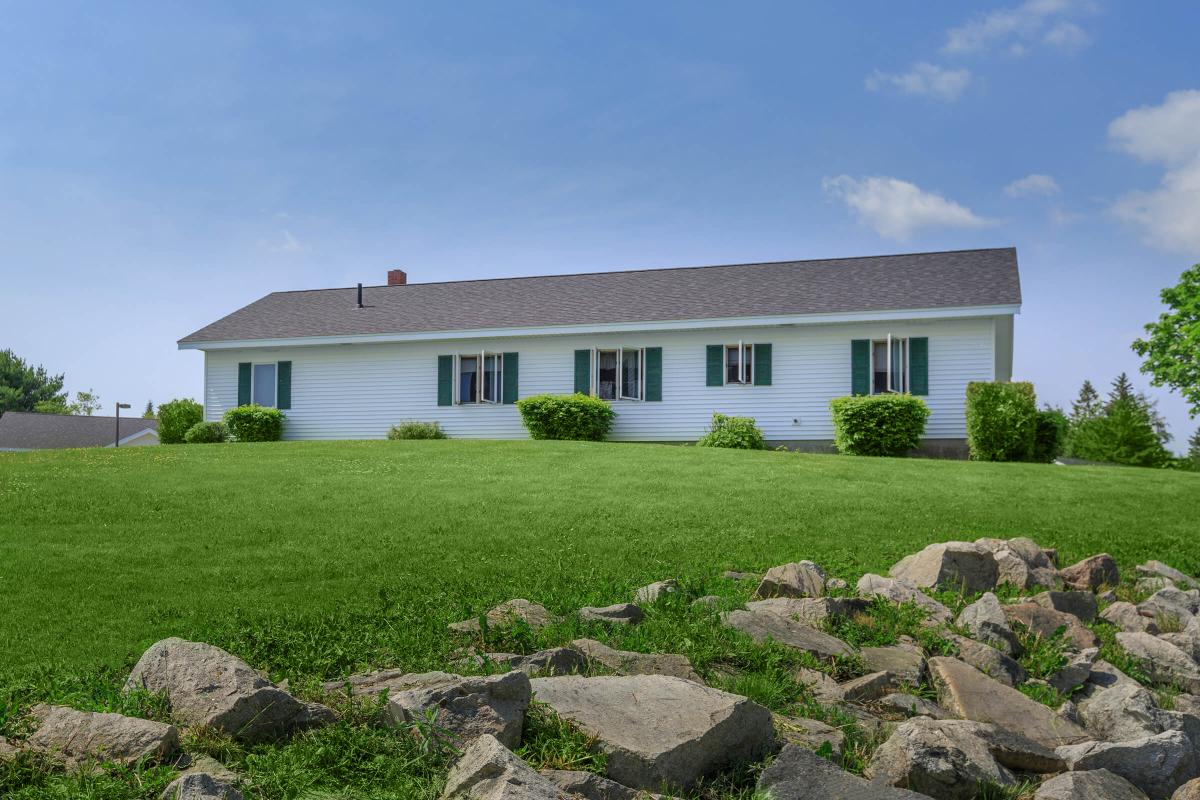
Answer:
865;63;972;102
1109;90;1200;254
944;0;1091;56
822;175;995;240
1004;174;1061;197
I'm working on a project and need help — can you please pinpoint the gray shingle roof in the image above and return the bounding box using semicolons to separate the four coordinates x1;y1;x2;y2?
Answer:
179;247;1020;345
0;412;158;450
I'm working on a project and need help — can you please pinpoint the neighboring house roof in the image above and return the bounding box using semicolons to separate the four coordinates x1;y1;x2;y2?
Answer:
0;412;159;451
179;247;1021;346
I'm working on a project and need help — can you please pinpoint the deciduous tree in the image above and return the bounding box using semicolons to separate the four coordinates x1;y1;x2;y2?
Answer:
1132;263;1200;417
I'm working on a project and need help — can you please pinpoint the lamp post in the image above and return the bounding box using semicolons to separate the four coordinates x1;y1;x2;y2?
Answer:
115;402;131;447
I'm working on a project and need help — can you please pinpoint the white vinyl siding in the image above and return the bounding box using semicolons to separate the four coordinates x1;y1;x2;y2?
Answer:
202;316;996;441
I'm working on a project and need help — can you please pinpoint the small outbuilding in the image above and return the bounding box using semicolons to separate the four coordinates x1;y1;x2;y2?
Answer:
0;411;159;451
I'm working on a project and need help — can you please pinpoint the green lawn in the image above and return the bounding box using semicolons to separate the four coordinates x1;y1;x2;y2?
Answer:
2;439;1196;675
2;440;1199;799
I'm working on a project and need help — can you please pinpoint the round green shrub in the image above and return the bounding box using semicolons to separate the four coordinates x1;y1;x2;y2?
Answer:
387;421;447;440
183;421;229;444
829;394;930;456
696;413;766;449
965;382;1037;462
223;404;285;442
1030;409;1068;463
157;398;204;444
515;393;616;441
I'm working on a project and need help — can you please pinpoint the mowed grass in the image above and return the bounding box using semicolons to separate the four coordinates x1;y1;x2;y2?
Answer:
1;439;1197;675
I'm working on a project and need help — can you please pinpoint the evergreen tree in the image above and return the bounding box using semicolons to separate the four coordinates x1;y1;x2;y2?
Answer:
143;400;155;419
1069;380;1101;422
1108;373;1135;405
1189;429;1200;470
0;349;67;415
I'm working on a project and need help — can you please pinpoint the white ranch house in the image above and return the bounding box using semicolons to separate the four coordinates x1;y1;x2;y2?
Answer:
179;248;1021;454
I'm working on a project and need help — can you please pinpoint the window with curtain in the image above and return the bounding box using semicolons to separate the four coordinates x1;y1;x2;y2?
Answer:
483;354;500;403
589;347;644;401
872;336;908;394
252;363;277;407
620;349;641;400
596;350;618;400
724;343;753;385
458;355;479;403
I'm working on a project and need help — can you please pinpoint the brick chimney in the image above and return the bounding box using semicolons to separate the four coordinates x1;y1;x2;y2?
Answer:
387;269;407;286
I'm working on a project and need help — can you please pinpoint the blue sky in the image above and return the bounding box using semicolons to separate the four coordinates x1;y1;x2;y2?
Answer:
2;1;1198;445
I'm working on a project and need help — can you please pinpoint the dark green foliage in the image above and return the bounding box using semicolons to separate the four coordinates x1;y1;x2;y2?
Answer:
1067;376;1172;467
515;702;607;774
515;393;615;441
829;394;930;456
965;381;1037;462
1070;380;1101;422
183;421;229;444
1132;263;1200;417
156;398;204;444
0;350;66;415
1030;408;1069;463
223;404;285;442
1189;429;1200;471
696;413;767;450
142;401;155;419
387;421;447;440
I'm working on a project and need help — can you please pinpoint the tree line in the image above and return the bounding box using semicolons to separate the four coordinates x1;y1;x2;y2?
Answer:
0;350;155;418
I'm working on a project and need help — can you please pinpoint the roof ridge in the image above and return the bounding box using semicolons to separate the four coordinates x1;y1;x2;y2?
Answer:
265;247;1018;295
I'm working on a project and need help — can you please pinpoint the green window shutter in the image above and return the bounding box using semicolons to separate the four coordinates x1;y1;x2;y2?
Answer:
706;345;724;386
437;355;453;406
850;340;870;396
237;362;251;406
909;337;929;396
753;343;772;386
502;352;519;403
644;347;662;401
574;350;591;394
276;361;292;409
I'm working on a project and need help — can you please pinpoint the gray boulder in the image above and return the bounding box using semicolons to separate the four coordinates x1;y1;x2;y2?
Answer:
889;541;999;594
126;639;331;744
449;599;559;634
634;580;678;605
1031;590;1099;622
928;656;1088;748
976;537;1060;590
579;604;644;626
721;609;854;662
1174;779;1200;800
878;693;949;719
949;634;1027;687
754;561;827;599
27;704;178;767
957;592;1022;656
773;714;844;758
529;674;775;790
840;671;901;703
539;769;663;800
722;570;758;581
441;733;569;800
1082;682;1200;746
161;773;244;800
465;648;588;676
1116;632;1200;693
1140;588;1198;630
1057;731;1200;799
745;597;868;626
1035;770;1150;800
856;574;954;624
1103;602;1162;634
1049;648;1098;695
1002;603;1100;650
793;667;844;703
860;644;926;686
760;743;926;799
866;717;1057;800
1137;561;1198;590
571;638;700;682
1060;553;1121;591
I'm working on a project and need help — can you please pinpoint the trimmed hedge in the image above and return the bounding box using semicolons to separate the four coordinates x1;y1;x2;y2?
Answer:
157;399;203;445
1030;409;1068;463
387;421;447;440
965;381;1037;462
183;421;229;444
223;404;285;442
830;394;930;457
696;413;767;450
515;393;615;441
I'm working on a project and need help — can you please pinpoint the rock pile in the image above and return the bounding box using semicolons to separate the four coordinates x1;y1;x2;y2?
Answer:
6;542;1200;800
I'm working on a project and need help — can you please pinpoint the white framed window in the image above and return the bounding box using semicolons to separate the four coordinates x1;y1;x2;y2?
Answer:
871;335;908;394
724;342;753;385
252;363;277;407
594;347;644;401
455;352;503;404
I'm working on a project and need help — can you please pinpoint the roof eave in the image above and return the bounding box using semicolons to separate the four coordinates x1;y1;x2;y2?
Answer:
177;303;1021;351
